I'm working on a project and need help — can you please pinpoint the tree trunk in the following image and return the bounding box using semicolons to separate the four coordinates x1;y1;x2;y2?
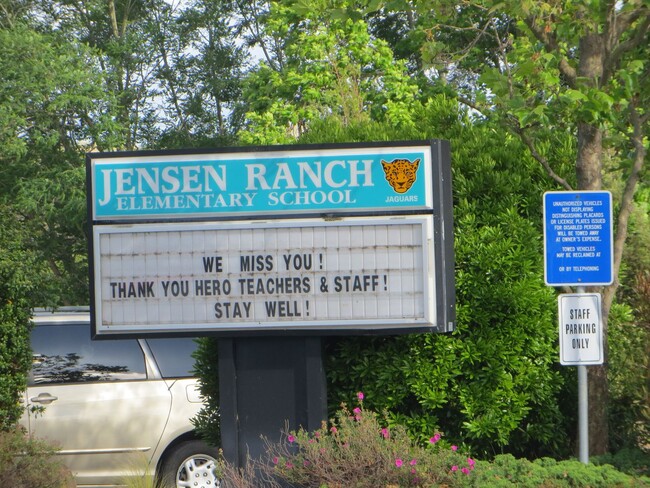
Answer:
576;123;602;190
576;32;610;456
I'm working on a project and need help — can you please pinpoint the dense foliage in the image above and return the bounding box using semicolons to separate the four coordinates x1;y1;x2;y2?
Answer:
192;336;221;448
215;397;648;487
0;214;36;430
302;100;568;458
239;9;418;144
0;26;113;306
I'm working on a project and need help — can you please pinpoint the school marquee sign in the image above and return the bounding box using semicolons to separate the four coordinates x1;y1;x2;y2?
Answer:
87;141;455;338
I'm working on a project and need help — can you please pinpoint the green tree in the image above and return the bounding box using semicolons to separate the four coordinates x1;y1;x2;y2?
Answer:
35;0;251;151
239;1;419;144
0;25;119;305
0;13;118;432
35;0;168;150
231;0;287;71
359;0;649;455
0;211;39;430
0;0;36;28
151;0;250;148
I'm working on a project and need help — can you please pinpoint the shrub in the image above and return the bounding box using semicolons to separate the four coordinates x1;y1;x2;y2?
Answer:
607;301;650;452
260;394;477;487
0;427;74;488
0;209;38;431
213;398;648;487
592;448;650;478
192;337;221;447
472;454;648;487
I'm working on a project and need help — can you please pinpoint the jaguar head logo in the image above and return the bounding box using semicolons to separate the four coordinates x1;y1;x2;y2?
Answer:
381;158;420;194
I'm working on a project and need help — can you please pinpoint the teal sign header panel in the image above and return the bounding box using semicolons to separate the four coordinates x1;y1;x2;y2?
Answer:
89;144;433;220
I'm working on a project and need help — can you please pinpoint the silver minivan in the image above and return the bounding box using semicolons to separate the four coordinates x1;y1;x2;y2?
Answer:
21;308;220;488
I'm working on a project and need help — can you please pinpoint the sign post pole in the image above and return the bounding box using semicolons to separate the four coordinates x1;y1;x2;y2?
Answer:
576;287;588;465
577;366;589;463
218;336;327;469
557;290;602;464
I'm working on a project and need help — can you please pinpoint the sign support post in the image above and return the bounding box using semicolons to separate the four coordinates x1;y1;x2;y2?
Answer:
218;336;327;469
557;290;603;464
578;369;589;462
577;288;588;465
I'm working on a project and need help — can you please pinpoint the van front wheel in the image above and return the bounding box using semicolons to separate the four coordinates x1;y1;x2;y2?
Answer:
159;440;220;488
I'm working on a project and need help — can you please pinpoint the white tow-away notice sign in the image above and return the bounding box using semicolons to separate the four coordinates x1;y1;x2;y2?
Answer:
87;141;455;337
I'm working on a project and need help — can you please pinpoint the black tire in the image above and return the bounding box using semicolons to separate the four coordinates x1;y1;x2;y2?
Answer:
159;440;220;488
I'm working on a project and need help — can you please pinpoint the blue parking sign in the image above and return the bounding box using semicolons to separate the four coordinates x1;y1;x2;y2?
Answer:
543;191;613;286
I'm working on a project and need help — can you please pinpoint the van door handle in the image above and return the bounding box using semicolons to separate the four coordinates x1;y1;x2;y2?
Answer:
30;393;58;404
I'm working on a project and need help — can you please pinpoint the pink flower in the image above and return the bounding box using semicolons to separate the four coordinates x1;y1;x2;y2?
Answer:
429;433;441;444
451;445;458;451
357;391;364;401
272;456;279;465
451;465;459;472
467;457;475;468
286;462;293;469
287;435;295;444
395;458;403;467
409;459;417;466
381;427;390;439
330;426;337;434
461;467;470;474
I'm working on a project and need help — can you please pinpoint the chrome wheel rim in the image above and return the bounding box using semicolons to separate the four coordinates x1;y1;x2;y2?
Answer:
175;454;218;488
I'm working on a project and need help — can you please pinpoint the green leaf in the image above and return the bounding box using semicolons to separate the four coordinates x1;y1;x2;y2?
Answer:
562;89;589;102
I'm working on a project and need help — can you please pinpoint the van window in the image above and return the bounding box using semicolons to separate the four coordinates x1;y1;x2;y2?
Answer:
30;324;147;385
146;338;198;378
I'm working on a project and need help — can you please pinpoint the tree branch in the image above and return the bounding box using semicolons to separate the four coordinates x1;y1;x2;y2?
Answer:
604;97;648;316
107;0;119;39
522;17;577;87
605;10;650;83
0;3;14;28
514;124;573;190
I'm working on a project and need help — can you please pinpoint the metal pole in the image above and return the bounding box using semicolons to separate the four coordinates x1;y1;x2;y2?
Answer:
577;285;589;464
578;364;589;463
